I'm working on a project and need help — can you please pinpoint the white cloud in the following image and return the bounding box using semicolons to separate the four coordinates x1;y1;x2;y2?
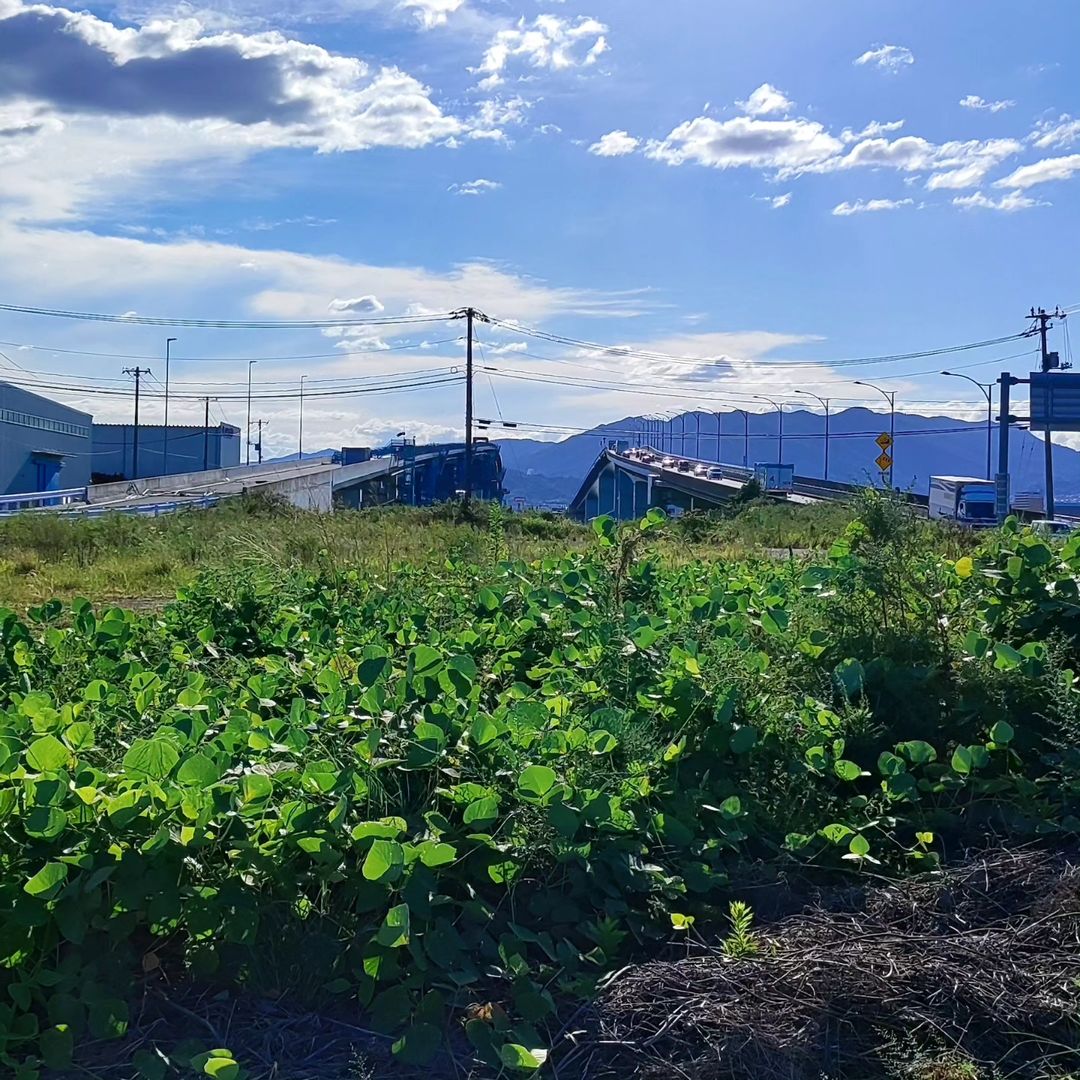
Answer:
995;153;1080;189
960;95;1015;113
832;198;914;216
0;0;470;221
449;178;501;196
1029;114;1080;150
771;192;792;208
589;130;639;157
473;14;608;90
328;295;385;313
828;135;1021;190
468;96;531;140
737;83;793;118
646;116;843;172
953;190;1045;212
854;44;914;72
840;119;905;143
399;0;466;29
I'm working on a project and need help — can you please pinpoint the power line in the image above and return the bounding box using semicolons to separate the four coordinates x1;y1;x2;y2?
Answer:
0;336;463;365
486;317;1031;370
484;366;986;409
0;302;454;330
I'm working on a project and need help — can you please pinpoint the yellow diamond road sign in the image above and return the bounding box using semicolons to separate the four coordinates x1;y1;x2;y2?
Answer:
876;432;893;452
876;451;893;472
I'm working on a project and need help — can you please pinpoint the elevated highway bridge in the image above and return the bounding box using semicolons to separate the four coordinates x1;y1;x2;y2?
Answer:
567;446;904;521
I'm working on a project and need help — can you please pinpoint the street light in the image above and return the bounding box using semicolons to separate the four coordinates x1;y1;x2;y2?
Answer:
726;408;750;467
246;360;257;466
755;396;783;463
854;380;896;488
164;337;176;475
795;390;831;480
941;371;994;480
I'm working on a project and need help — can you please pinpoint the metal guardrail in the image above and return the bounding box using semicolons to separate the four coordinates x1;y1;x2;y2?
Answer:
0;486;88;514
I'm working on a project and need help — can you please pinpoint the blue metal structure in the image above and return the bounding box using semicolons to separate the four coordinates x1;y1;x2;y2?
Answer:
91;422;241;481
0;382;92;495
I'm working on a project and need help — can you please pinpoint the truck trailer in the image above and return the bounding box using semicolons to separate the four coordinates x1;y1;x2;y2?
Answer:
928;476;996;527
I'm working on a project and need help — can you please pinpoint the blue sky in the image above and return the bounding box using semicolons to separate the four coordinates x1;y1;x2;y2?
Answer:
0;0;1077;457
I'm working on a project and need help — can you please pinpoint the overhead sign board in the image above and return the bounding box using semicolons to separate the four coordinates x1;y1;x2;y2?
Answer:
876;451;893;472
1029;372;1080;432
876;432;893;451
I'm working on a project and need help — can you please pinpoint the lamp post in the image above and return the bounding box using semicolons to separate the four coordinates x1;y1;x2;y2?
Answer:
941;371;993;480
795;390;831;480
854;380;896;487
163;337;176;475
755;396;783;463
246;360;257;466
298;375;307;461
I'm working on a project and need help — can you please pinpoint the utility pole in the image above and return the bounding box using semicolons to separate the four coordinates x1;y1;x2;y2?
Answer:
246;360;257;466
163;337;176;475
123;367;150;480
203;397;210;471
1030;307;1066;519
465;308;474;501
452;306;488;503
298;375;307;461
256;419;265;464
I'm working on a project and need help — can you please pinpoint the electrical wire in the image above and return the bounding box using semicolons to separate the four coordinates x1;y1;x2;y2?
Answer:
483;366;986;409
0;336;463;365
0;302;456;330
486;316;1032;370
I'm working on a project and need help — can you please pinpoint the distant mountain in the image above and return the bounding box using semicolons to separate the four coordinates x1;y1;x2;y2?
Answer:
497;408;1078;507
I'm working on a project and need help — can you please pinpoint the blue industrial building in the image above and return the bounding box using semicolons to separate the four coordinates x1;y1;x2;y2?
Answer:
0;382;92;495
91;423;241;481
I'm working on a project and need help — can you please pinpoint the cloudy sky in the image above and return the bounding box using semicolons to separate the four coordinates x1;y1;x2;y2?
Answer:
0;0;1077;458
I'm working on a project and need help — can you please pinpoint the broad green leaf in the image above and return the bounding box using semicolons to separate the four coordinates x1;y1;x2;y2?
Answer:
951;746;973;774
363;839;405;883
417;841;457;868
820;823;854;844
470;714;499;747
377;903;411;948
896;740;936;765
24;861;68;899
954;556;973;578
240;773;273;804
848;834;871;857
463;796;499;826
989;720;1014;745
39;1025;73;1069
25;734;70;772
833;760;862;782
177;753;221;787
518;765;557;798
123;738;180;781
499;1044;549;1072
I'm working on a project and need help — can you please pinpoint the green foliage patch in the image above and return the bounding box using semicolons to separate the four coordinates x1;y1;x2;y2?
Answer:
0;505;1078;1075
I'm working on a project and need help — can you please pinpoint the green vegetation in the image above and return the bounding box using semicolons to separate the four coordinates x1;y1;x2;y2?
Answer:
0;494;1077;1077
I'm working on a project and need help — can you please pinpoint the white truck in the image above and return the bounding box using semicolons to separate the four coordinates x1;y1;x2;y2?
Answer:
928;476;997;527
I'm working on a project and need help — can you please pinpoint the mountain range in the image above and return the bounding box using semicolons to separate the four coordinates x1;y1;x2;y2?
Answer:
497;408;1077;508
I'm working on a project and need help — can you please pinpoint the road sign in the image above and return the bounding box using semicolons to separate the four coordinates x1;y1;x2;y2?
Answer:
876;432;893;452
875;451;893;472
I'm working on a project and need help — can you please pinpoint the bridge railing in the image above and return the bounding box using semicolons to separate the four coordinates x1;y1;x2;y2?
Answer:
0;487;88;516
